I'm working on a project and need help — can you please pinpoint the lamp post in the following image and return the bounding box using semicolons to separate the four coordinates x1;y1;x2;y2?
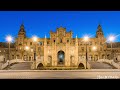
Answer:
92;46;97;61
32;36;38;69
108;35;115;60
6;35;12;65
83;36;89;69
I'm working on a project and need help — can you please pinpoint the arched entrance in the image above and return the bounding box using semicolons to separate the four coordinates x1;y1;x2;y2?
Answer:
37;63;44;70
78;63;85;69
57;50;65;65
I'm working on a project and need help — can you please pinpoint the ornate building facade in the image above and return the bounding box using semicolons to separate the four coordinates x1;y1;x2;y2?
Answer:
0;24;120;69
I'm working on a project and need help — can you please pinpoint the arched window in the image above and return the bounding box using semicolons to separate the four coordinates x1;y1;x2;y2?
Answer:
60;39;62;43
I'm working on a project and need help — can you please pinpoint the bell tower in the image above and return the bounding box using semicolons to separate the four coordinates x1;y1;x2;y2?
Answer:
96;24;104;38
16;24;26;51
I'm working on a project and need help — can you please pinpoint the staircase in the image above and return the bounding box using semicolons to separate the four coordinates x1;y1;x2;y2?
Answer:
88;61;116;69
4;62;32;70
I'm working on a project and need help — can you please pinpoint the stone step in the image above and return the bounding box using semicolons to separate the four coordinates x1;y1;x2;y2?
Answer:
5;62;32;70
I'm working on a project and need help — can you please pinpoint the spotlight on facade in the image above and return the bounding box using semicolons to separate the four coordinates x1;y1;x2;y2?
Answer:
25;46;29;51
6;35;13;42
32;36;38;42
92;46;97;51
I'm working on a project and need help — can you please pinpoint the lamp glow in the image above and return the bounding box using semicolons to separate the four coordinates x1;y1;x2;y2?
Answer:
108;35;115;42
25;46;29;50
92;46;97;51
6;35;12;42
32;36;38;42
83;35;89;42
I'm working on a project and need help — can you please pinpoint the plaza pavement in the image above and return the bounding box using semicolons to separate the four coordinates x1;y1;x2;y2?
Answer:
0;69;120;79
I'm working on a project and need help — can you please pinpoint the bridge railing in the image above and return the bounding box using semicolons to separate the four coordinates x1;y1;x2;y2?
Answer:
97;59;120;69
0;59;33;70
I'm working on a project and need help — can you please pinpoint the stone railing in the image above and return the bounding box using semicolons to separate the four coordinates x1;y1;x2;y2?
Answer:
97;59;120;69
0;59;33;70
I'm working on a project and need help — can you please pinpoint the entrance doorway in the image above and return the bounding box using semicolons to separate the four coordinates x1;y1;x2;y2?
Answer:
78;63;85;69
57;51;65;65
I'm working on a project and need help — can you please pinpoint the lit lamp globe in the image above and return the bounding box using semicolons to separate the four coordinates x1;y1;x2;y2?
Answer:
6;35;12;43
83;35;89;42
108;35;115;42
25;46;29;51
32;36;38;42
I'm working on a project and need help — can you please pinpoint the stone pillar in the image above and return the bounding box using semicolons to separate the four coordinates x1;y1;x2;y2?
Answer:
75;35;78;66
44;37;48;66
52;42;57;66
65;42;70;67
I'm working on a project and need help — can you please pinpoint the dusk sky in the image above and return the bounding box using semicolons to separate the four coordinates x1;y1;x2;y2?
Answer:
0;11;120;42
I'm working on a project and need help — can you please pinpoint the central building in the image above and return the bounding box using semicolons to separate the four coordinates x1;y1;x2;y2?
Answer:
43;27;78;68
14;24;108;69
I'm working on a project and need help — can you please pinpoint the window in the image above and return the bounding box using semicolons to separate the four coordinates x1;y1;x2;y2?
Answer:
89;47;91;52
89;41;92;45
25;42;27;45
19;43;22;45
60;39;62;43
12;55;14;59
95;42;97;45
100;47;102;51
54;40;55;43
30;42;32;45
81;47;84;52
47;41;49;45
39;42;42;45
67;39;69;43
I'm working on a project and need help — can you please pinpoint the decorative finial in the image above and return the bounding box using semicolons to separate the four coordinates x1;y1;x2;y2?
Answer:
45;34;46;38
76;34;77;38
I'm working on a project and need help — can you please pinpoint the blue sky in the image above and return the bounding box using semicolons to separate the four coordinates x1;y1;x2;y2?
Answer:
0;11;120;42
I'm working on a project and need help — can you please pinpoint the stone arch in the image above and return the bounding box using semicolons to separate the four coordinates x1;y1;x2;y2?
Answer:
16;54;20;59
12;55;14;59
107;54;110;59
78;63;85;69
94;55;98;61
57;50;65;64
37;63;44;70
102;54;105;59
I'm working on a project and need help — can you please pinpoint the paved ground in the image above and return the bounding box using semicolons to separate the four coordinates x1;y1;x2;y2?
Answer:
0;69;120;79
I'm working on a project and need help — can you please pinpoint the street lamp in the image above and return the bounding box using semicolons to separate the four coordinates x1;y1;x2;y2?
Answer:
83;35;89;69
92;46;97;61
6;35;13;63
108;35;115;60
32;36;38;69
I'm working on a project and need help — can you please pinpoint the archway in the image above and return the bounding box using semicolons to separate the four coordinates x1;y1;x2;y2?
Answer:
78;63;85;69
57;50;65;64
37;63;44;70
